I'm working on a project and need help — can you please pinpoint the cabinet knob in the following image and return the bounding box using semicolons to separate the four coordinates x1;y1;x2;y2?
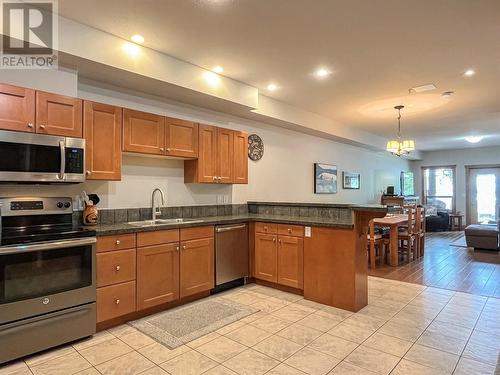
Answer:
273;237;276;242
264;226;268;231
278;239;282;244
288;228;292;233
115;240;121;245
86;170;91;176
166;148;171;152
176;246;180;251
213;176;217;181
182;245;187;250
27;123;33;128
115;265;121;271
115;299;120;305
160;147;164;152
39;125;46;130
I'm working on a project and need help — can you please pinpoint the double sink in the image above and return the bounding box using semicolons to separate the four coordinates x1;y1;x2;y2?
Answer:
128;218;203;227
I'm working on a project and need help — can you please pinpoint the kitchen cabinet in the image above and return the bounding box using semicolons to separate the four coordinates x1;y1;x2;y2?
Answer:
35;91;83;137
137;243;179;310
180;237;214;298
254;233;278;283
0;83;35;133
97;281;136;323
97;249;136;288
233;131;248;184
254;222;304;288
123;109;165;155
84;101;122;180
165;117;198;158
184;125;248;184
277;236;304;289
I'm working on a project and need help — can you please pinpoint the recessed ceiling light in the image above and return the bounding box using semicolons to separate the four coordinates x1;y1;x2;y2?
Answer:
267;83;278;91
122;42;140;57
409;83;437;93
212;66;223;74
203;71;221;87
463;69;475;77
315;67;332;78
465;135;483;143
130;34;144;44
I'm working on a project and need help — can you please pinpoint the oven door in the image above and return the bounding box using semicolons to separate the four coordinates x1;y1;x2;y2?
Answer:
0;237;96;324
0;130;85;183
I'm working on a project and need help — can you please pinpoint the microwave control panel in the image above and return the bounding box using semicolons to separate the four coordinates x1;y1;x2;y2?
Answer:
65;148;84;174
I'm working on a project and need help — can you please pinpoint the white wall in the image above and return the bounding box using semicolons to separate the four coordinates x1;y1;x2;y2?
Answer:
411;146;500;219
0;71;409;208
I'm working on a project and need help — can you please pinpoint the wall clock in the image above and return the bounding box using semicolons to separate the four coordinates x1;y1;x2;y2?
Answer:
248;134;264;161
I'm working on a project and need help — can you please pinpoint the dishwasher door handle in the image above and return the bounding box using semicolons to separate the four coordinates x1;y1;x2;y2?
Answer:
215;224;247;233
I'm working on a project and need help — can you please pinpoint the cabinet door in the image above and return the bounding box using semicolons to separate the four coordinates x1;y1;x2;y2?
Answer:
277;236;304;289
254;233;277;283
84;101;122;180
180;238;214;298
123;109;165;155
217;127;234;183
35;91;82;137
0;83;35;132
165;117;198;158
233;131;248;184
137;243;180;310
187;124;217;183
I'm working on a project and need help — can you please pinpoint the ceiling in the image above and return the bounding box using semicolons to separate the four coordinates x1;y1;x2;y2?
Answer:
58;0;500;151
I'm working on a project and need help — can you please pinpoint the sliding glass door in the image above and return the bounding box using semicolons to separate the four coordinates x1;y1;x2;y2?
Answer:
422;166;456;212
467;166;500;224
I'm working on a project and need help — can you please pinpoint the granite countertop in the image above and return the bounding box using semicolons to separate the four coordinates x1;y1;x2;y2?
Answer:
90;213;355;236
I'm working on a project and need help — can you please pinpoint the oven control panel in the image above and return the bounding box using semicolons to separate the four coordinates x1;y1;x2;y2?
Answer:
0;197;73;216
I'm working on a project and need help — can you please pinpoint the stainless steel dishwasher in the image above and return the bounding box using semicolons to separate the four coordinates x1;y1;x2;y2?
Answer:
214;223;249;289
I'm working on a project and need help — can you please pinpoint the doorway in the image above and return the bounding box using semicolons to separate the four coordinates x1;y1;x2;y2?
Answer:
466;165;500;225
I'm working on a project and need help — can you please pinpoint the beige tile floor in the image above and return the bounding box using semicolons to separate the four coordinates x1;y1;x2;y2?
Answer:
1;276;499;375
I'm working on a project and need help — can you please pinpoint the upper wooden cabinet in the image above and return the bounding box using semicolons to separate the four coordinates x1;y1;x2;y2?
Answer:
185;125;247;184
165;117;198;158
84;101;122;180
0;83;35;133
233;131;248;184
36;91;83;137
123;109;165;155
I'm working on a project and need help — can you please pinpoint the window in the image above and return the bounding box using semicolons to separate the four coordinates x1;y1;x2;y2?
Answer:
422;166;455;211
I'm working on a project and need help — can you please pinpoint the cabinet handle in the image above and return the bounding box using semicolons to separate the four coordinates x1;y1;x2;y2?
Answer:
115;240;121;245
27;123;33;128
115;265;120;271
115;299;120;305
39;125;46;130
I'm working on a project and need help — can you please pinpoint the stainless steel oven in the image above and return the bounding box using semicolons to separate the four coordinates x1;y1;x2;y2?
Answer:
0;130;85;183
0;197;96;363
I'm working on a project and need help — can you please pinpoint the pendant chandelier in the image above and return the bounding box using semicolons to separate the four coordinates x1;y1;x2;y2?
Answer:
386;105;415;156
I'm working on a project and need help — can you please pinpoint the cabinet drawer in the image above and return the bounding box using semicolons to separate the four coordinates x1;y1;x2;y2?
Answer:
97;281;136;323
137;229;179;247
97;234;136;253
180;226;214;241
97;249;136;288
255;222;278;235
278;224;304;237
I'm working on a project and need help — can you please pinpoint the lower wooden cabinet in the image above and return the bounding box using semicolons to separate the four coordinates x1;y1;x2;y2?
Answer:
137;243;180;310
254;223;304;289
97;281;136;323
96;249;136;288
277;236;304;289
254;233;278;283
180;237;214;298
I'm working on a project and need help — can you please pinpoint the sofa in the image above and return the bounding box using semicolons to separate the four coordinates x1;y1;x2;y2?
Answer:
426;210;450;232
465;222;499;251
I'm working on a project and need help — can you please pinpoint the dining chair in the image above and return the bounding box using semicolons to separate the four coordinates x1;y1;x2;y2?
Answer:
367;219;388;268
415;206;426;258
398;205;417;263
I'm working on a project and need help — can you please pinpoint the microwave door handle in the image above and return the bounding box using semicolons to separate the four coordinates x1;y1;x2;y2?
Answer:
59;140;65;180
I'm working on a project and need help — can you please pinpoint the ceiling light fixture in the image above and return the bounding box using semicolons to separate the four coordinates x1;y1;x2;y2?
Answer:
203;71;221;87
409;83;437;93
130;34;145;44
212;66;223;73
122;42;140;57
464;136;484;143
386;105;415;157
315;67;332;78
464;69;475;77
267;83;278;91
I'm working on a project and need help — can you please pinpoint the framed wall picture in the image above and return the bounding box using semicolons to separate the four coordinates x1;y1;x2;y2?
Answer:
314;163;337;194
343;171;360;189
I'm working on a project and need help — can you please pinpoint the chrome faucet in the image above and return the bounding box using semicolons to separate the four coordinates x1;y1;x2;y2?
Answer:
151;188;165;221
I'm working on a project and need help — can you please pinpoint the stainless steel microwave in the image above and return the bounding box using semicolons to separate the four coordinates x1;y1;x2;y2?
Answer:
0;130;85;183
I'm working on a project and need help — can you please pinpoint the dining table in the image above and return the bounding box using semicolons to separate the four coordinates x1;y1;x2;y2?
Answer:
372;214;408;266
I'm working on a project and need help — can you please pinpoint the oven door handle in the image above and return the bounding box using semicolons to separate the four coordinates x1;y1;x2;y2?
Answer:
0;237;96;255
59;140;66;180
